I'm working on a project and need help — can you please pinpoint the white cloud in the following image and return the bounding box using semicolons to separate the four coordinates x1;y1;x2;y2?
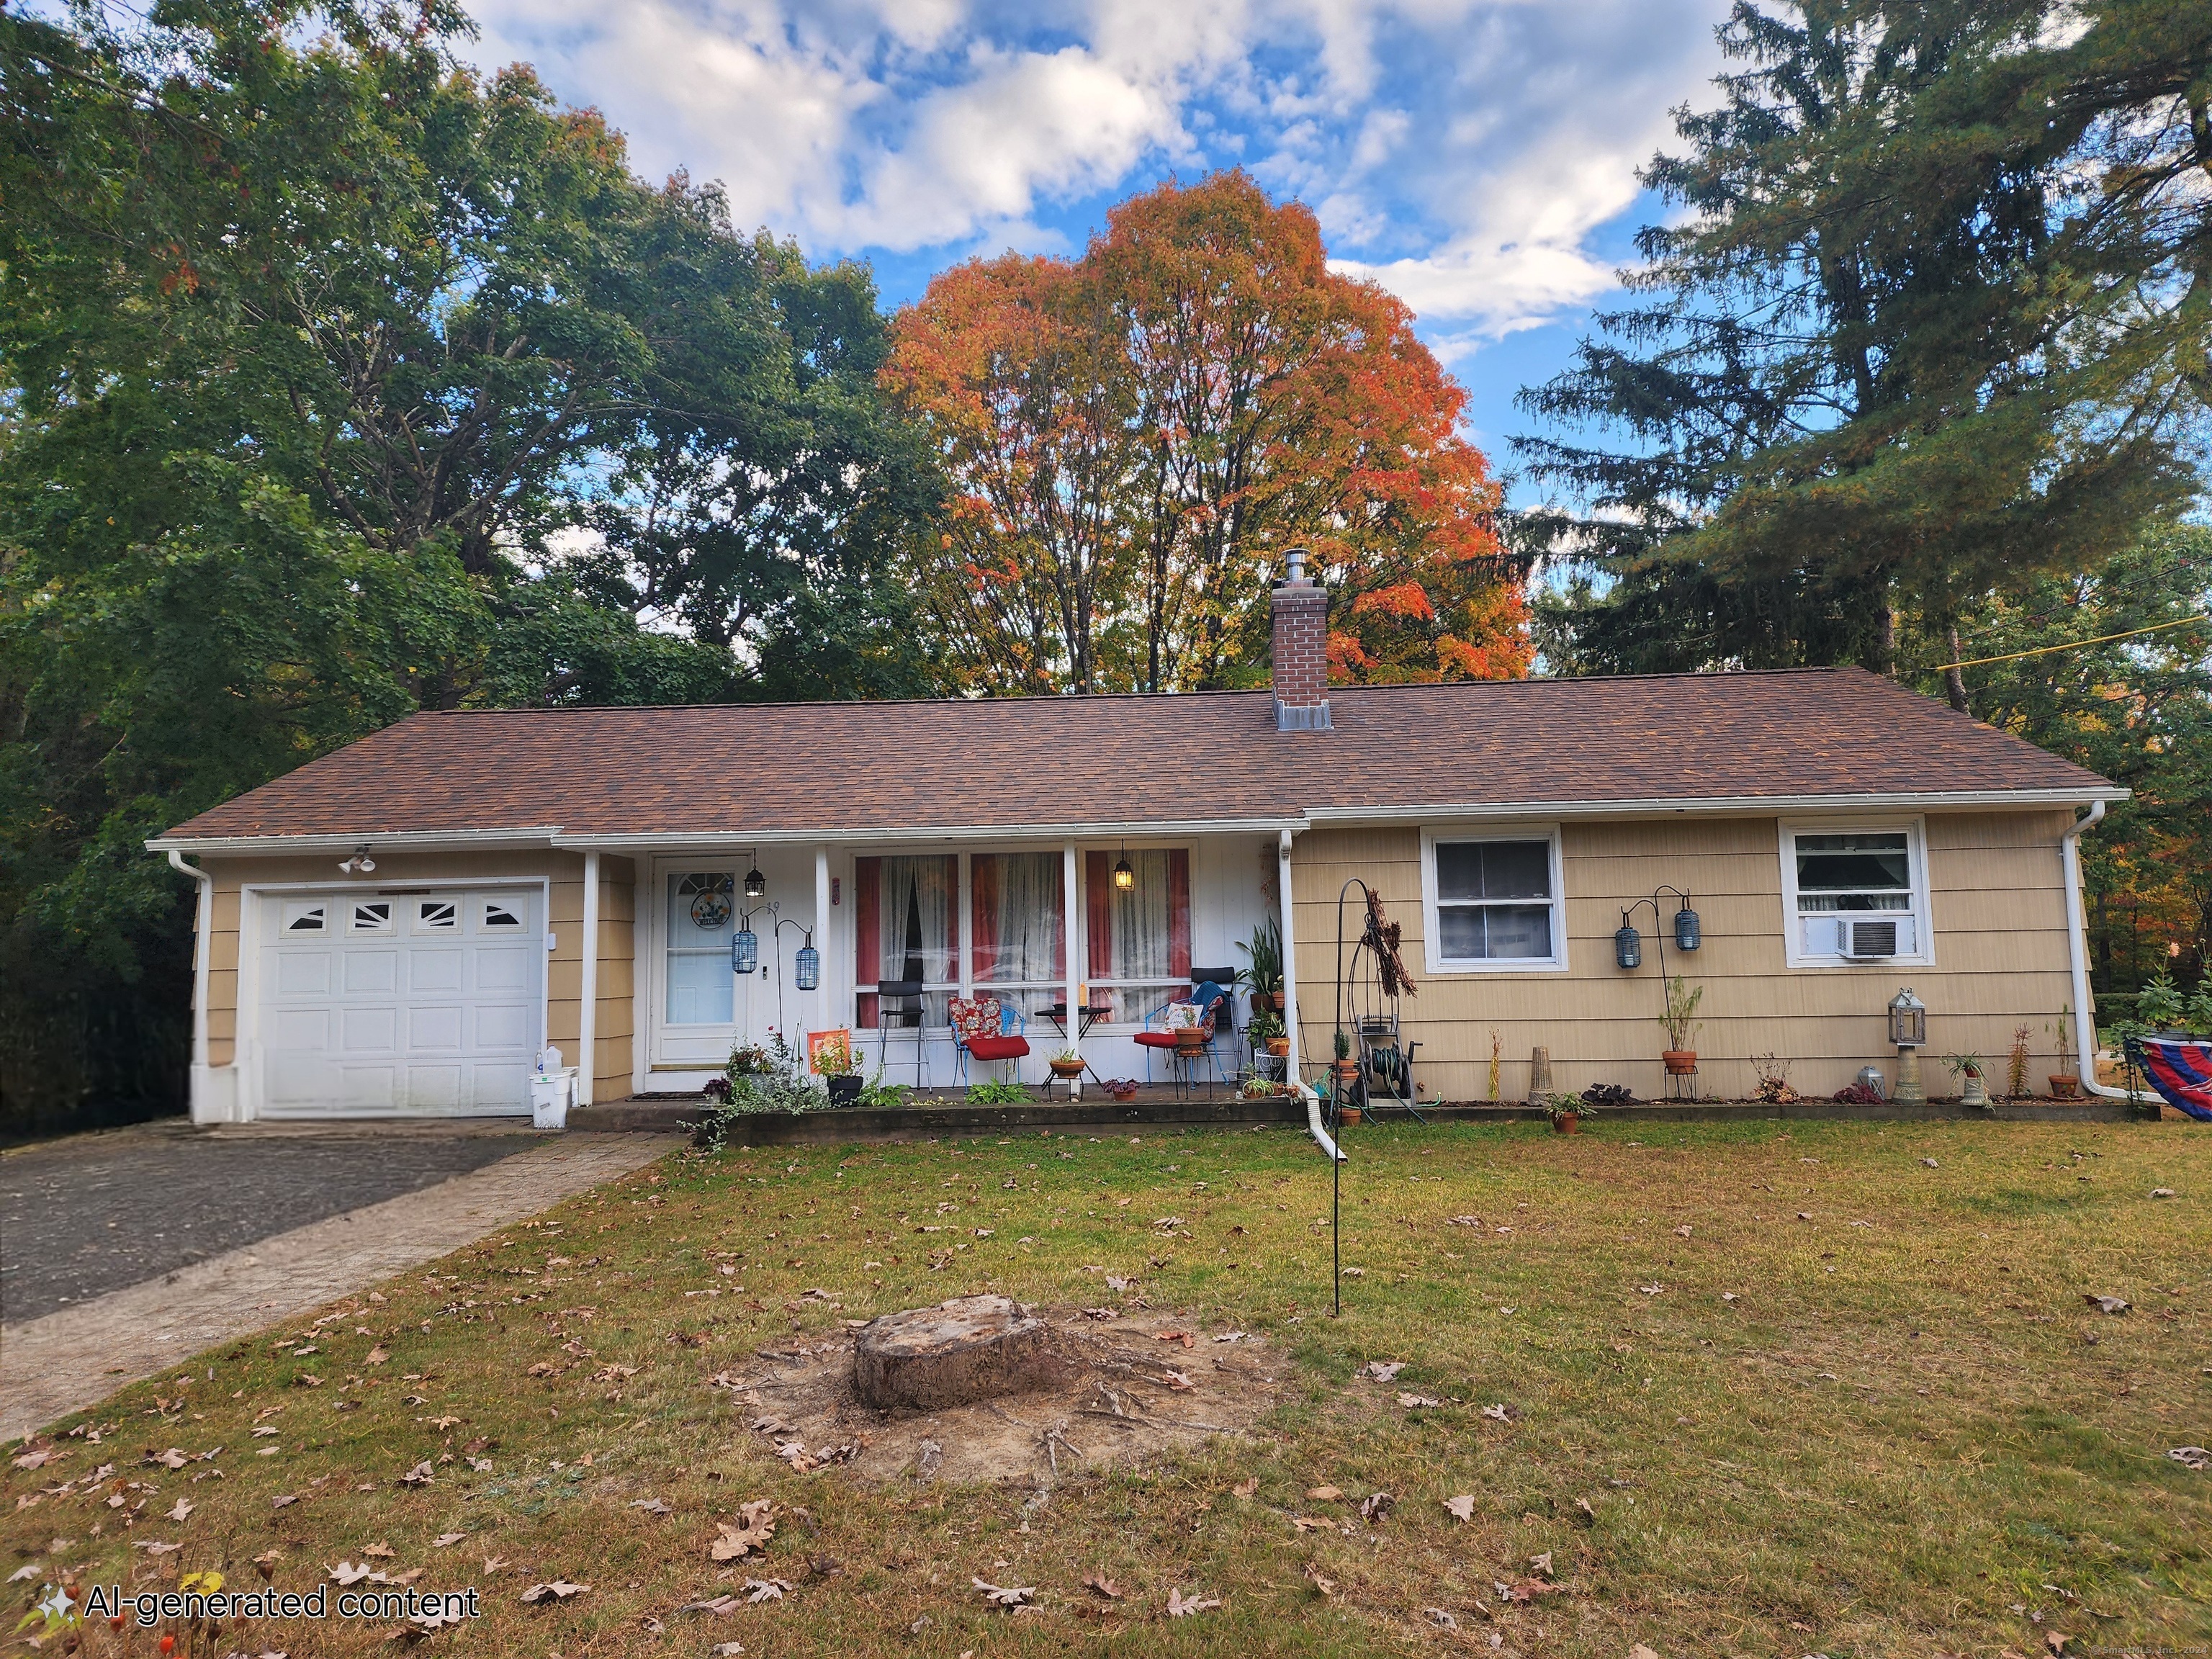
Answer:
459;0;1730;337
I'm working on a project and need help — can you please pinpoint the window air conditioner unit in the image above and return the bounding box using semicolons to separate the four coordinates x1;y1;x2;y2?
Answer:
1843;918;1899;959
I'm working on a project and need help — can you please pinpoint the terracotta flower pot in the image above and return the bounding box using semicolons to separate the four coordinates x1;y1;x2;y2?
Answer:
1049;1058;1085;1079
1334;1058;1361;1083
1340;1105;1362;1124
1249;992;1280;1014
2048;1073;2080;1100
1662;1050;1698;1075
1174;1028;1208;1054
1552;1111;1580;1135
1267;1037;1291;1058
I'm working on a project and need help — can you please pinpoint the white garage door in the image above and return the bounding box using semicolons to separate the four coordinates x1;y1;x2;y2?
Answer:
257;888;544;1117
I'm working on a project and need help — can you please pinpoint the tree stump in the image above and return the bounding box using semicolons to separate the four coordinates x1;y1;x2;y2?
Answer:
853;1296;1056;1411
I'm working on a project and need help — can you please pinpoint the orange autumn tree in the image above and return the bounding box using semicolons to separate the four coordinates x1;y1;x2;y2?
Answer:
884;171;1531;694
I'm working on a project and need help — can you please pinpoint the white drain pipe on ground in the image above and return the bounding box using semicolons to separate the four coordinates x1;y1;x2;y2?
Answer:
2059;801;2149;1105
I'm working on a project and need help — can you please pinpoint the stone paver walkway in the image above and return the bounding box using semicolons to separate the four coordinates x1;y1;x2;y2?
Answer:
0;1133;681;1439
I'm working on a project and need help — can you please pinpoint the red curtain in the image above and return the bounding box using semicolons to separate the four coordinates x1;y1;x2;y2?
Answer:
971;853;997;985
1168;848;1191;980
854;857;880;1028
1085;851;1113;982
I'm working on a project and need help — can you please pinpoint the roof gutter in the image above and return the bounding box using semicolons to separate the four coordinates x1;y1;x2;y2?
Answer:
145;827;567;855
1302;787;2125;827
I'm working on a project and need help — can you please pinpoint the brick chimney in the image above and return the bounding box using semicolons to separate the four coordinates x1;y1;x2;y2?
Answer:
1271;547;1331;731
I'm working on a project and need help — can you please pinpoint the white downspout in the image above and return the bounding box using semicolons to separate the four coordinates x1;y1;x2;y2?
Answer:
1282;828;1341;1160
1064;841;1082;1089
578;850;600;1106
2060;802;2146;1102
168;850;216;1123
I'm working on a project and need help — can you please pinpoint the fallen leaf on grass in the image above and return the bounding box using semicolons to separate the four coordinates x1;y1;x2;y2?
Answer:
1082;1574;1122;1600
711;1645;745;1657
1166;1587;1221;1617
431;1533;466;1548
271;1494;299;1509
1673;1225;1692;1238
1155;1331;1196;1349
1231;1477;1259;1500
361;1542;395;1559
481;1557;508;1575
1305;1485;1343;1501
11;1449;58;1471
132;1540;182;1555
1397;1393;1442;1408
6;1563;40;1583
520;1580;589;1603
328;1563;382;1586
165;1498;194;1522
1303;1564;1335;1596
2083;1295;2130;1315
1444;1495;1475;1522
1629;1646;1660;1659
1529;1551;1555;1578
397;1461;434;1486
710;1501;775;1561
1290;1516;1331;1532
1575;1497;1598;1525
2167;1447;2210;1470
629;1498;672;1515
1079;1307;1118;1321
148;1448;188;1470
1213;1330;1246;1344
974;1577;1034;1607
1496;1578;1557;1604
1359;1491;1395;1524
1161;1370;1194;1391
680;1595;743;1616
744;1578;791;1604
2150;1187;2175;1199
1481;1403;1519;1422
1426;1607;1460;1629
365;1346;389;1365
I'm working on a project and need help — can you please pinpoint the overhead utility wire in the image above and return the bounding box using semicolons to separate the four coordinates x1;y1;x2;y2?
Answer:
1937;612;2209;673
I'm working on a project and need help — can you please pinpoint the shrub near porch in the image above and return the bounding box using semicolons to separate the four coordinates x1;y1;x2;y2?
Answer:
4;1121;2206;1656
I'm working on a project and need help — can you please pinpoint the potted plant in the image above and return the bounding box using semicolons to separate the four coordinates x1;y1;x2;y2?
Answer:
1659;975;1703;1074
1546;1092;1583;1135
1943;1053;1992;1108
811;1030;864;1106
1238;918;1284;1015
1331;1028;1360;1084
1048;1048;1086;1080
2046;1003;2080;1098
1251;1010;1290;1058
1100;1076;1139;1102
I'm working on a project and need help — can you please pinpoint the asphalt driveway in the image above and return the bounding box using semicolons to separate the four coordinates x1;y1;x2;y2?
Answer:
0;1120;546;1321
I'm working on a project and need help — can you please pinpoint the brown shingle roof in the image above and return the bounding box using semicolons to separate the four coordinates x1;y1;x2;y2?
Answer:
158;667;2115;842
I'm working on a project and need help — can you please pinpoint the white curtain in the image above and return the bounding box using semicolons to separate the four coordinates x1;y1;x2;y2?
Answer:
1107;850;1173;981
976;852;1061;989
877;855;955;1024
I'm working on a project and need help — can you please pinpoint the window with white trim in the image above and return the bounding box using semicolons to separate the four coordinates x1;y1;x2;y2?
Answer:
482;902;524;930
1421;830;1567;971
1780;821;1932;966
416;899;457;930
347;900;393;935
282;902;326;933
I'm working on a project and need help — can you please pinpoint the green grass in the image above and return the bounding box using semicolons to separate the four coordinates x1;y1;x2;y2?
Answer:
6;1118;2209;1657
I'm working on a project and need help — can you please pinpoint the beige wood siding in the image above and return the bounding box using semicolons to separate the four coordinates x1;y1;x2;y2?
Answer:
1288;810;2079;1102
593;856;636;1100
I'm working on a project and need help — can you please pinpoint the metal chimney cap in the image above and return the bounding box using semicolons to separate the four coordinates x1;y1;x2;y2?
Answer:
1282;546;1308;585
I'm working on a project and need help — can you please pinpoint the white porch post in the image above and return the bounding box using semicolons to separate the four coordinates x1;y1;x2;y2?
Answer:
1064;841;1081;1068
1278;830;1300;1082
814;845;831;1043
578;850;600;1105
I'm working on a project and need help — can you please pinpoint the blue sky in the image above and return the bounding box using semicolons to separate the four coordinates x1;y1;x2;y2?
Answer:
462;0;1734;501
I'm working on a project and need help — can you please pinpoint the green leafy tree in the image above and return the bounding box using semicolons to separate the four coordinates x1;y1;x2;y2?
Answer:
1519;0;2211;678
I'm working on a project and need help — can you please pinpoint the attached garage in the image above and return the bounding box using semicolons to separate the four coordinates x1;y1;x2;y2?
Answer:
255;884;547;1117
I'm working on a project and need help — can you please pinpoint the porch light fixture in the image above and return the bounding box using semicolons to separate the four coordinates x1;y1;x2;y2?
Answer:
1673;900;1701;952
338;845;376;875
794;940;820;992
1113;843;1135;891
732;912;760;976
1613;922;1642;970
1616;886;1699;971
743;854;767;900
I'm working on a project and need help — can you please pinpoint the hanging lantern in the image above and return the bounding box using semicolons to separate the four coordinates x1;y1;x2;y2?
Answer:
743;861;767;899
1113;842;1135;891
1673;904;1701;951
732;927;757;976
1614;922;1642;970
794;943;820;992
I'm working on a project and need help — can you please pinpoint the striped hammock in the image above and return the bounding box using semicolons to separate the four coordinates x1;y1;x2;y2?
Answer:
2130;1037;2212;1121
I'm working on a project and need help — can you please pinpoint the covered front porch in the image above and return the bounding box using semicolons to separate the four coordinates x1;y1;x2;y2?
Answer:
590;829;1300;1103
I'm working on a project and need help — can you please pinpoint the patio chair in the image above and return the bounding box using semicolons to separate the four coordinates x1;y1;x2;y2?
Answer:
876;978;926;1087
1134;997;1228;1097
1189;967;1241;1079
951;995;1031;1088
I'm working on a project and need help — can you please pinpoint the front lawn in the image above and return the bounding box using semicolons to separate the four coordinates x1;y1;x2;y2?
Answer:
6;1118;2207;1656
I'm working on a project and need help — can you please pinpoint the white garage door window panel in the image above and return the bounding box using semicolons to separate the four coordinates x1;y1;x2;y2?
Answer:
256;886;545;1117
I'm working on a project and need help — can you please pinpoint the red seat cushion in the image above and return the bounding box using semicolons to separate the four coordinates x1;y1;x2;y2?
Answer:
965;1035;1030;1061
1133;1031;1180;1048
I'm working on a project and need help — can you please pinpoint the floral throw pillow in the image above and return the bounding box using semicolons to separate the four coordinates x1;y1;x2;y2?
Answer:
949;996;1001;1045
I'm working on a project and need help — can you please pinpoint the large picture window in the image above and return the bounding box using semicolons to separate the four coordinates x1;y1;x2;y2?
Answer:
971;852;1064;1017
1086;848;1190;1023
1781;820;1931;965
1421;830;1567;971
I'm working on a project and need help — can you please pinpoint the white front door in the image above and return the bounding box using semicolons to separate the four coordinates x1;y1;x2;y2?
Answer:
653;866;789;1074
256;887;544;1116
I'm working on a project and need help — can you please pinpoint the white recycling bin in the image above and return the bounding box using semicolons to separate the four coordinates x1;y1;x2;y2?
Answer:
530;1068;577;1130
